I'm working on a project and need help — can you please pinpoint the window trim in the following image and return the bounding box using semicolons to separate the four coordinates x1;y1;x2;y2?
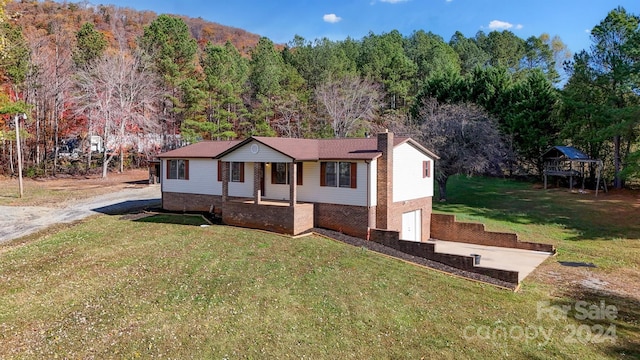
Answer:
166;159;189;180
230;162;245;182
320;161;356;188
423;160;431;178
271;162;303;185
217;161;244;182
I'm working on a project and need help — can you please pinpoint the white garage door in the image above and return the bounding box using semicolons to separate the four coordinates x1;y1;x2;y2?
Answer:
401;210;421;242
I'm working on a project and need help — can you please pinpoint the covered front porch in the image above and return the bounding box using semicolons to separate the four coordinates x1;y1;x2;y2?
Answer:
220;161;313;235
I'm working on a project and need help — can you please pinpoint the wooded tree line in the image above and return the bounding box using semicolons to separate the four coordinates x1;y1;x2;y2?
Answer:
0;1;637;190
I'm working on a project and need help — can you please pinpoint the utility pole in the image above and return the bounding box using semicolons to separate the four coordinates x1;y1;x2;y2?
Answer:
14;113;26;198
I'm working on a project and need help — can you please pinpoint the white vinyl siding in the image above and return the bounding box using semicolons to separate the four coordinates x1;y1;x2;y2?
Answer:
264;161;369;206
296;161;369;206
163;159;252;197
163;159;219;195
220;140;292;163
393;142;434;202
228;162;253;197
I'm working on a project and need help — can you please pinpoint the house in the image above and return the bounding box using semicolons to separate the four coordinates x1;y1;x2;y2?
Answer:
157;131;438;241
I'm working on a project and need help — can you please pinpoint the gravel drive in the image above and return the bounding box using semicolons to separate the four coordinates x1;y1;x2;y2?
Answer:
0;185;161;244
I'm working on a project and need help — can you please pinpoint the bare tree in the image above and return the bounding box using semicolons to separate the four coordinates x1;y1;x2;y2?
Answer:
72;50;162;178
315;75;383;138
271;93;306;138
417;98;508;201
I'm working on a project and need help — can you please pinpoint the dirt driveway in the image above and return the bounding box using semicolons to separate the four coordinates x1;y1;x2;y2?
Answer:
0;170;160;244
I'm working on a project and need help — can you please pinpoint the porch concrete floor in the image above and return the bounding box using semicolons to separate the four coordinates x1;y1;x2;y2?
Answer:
428;239;554;282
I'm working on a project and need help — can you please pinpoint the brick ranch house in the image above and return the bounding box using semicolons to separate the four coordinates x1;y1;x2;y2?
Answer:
157;131;438;241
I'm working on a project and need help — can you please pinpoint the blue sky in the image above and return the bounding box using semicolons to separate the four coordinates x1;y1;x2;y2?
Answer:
91;0;638;55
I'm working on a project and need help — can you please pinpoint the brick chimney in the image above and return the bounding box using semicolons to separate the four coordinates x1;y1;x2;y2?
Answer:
376;130;393;229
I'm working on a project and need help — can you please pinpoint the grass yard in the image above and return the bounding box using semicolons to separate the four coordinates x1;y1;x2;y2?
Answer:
0;176;638;358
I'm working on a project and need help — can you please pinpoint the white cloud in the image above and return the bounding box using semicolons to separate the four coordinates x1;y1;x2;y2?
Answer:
488;20;523;30
323;14;342;23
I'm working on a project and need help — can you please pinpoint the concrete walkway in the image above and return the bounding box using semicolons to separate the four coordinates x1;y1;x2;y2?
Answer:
0;185;161;244
429;239;554;282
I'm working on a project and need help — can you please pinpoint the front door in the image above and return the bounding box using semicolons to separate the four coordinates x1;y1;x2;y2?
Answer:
401;210;421;242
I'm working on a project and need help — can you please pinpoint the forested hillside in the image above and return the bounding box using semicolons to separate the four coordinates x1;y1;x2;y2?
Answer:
0;0;637;189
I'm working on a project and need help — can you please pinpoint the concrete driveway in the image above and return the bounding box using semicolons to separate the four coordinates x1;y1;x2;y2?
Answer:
431;239;554;282
0;185;161;244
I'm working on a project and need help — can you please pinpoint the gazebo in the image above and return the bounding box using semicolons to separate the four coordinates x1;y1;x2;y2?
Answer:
542;146;605;195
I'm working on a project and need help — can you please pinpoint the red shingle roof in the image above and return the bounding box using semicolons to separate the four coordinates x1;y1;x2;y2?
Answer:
157;140;240;158
158;135;438;161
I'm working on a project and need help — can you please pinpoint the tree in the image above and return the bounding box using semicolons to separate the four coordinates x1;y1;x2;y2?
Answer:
72;51;162;178
477;30;526;74
405;30;460;92
195;41;248;140
283;36;356;90
358;30;416;110
588;7;640;189
247;37;285;136
73;22;107;68
561;51;609;175
503;69;560;174
139;14;198;134
417;98;507;201
521;34;560;84
449;31;489;75
0;0;11;54
0;21;29;87
316;75;383;138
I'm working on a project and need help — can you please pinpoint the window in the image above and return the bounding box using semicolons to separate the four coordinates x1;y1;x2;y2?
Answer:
271;162;303;185
423;160;431;178
217;161;244;182
167;159;189;180
320;162;357;188
231;162;244;182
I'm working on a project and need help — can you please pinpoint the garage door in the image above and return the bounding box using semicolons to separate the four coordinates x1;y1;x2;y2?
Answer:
401;210;421;242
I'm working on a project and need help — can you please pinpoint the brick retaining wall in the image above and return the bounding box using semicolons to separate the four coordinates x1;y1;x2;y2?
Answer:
370;229;520;284
431;213;555;253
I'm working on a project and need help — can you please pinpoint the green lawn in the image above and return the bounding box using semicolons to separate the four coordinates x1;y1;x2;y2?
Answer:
0;177;638;359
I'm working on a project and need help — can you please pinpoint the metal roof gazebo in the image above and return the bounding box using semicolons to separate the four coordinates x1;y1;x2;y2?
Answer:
542;146;606;196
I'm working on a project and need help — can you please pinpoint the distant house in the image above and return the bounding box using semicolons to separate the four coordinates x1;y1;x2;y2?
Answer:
157;131;438;241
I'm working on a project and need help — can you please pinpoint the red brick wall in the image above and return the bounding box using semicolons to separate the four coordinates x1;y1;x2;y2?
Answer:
315;203;375;239
376;131;393;229
431;213;555;253
386;197;433;241
162;192;223;212
222;202;314;235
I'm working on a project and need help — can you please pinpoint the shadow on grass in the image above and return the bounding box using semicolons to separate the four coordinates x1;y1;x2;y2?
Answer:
133;213;211;226
547;288;640;359
435;176;640;241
